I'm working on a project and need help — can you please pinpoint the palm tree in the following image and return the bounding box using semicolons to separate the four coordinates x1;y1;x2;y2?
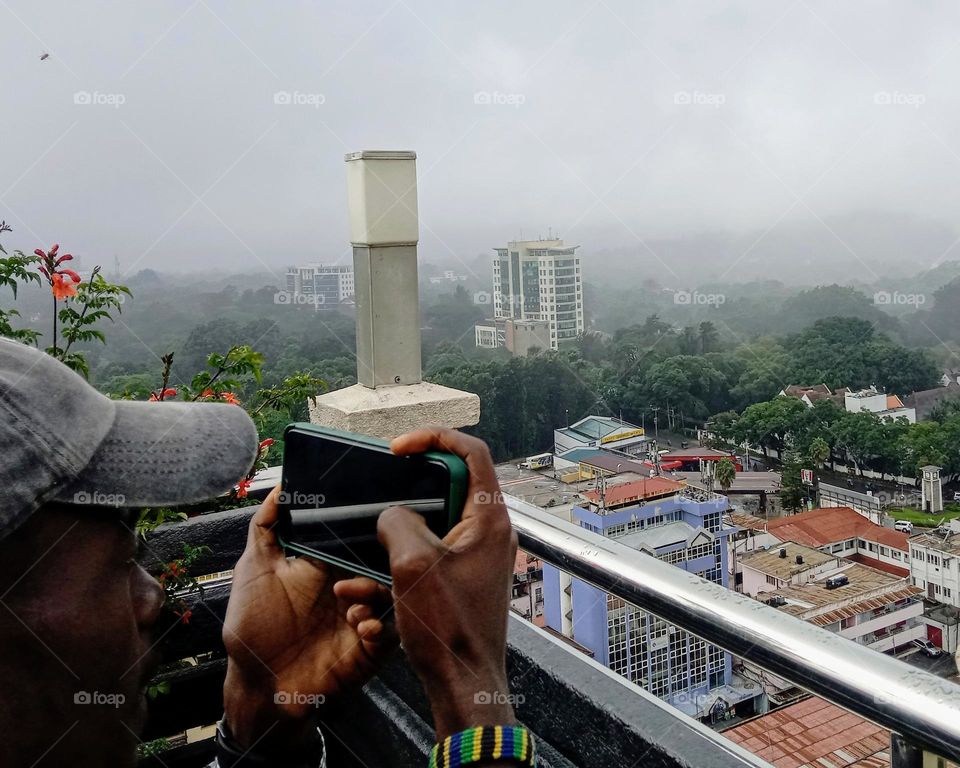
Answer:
807;437;830;468
715;457;737;494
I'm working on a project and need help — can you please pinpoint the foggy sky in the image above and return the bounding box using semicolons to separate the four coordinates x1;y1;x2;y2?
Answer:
3;1;960;284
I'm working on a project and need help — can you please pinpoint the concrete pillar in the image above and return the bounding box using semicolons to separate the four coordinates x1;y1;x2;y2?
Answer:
308;150;480;439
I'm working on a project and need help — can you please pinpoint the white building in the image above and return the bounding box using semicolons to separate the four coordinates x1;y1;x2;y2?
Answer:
740;543;923;653
909;525;960;606
285;263;355;309
844;386;916;423
477;238;583;351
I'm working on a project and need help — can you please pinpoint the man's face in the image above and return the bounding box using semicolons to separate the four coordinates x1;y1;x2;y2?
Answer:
0;505;165;767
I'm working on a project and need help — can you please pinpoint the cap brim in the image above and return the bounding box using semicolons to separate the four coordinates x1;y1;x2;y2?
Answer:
53;399;259;508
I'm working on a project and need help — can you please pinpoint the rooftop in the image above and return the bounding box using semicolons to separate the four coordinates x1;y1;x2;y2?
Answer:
619;520;701;551
725;696;890;768
767;507;909;551
725;510;770;533
910;530;960;556
765;563;910;617
577;452;653;475
660;446;736;460
740;542;837;580
581;476;686;508
806;586;923;627
559;414;642;440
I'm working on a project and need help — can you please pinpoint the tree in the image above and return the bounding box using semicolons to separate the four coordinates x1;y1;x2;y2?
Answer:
779;451;807;512
715;457;736;493
806;437;830;468
698;321;720;353
736;396;808;457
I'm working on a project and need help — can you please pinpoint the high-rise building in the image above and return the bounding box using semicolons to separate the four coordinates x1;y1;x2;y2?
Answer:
480;238;583;350
285;264;355;310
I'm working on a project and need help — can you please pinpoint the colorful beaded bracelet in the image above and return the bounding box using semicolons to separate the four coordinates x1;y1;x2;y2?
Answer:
428;725;535;767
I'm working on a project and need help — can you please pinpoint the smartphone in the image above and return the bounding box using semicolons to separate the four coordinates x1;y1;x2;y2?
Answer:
277;424;468;584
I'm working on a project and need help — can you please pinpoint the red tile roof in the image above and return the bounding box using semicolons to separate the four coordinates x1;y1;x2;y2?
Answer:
886;394;904;409
767;507;908;551
725;696;890;767
581;476;684;506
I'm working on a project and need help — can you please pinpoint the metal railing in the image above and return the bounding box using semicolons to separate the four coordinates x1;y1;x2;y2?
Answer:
505;495;960;765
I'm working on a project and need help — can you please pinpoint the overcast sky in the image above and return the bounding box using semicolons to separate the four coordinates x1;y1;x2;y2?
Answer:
3;1;960;283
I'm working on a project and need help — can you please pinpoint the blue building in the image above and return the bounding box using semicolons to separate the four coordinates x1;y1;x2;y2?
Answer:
543;476;757;721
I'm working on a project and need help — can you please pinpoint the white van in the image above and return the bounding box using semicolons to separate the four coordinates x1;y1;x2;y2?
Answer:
894;520;913;533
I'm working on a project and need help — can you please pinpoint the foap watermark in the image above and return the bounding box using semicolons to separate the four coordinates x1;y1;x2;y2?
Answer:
674;290;726;306
474;690;525;706
274;691;326;707
474;91;526;108
873;290;926;307
274;291;326;307
274;90;325;108
674;90;725;108
74;690;125;708
276;491;327;508
874;91;925;109
473;490;506;506
73;490;126;507
73;90;126;109
473;290;492;305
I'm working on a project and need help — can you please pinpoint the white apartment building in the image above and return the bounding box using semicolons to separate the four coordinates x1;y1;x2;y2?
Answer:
844;386;916;423
485;238;583;350
285;263;355;309
909;527;960;606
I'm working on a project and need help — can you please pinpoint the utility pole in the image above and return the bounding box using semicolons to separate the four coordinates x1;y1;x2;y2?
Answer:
651;406;660;442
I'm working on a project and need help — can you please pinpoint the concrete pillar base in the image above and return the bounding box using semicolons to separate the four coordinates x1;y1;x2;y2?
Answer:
308;382;480;440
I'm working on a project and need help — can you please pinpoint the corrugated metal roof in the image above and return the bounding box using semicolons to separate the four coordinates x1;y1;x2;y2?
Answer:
809;587;922;626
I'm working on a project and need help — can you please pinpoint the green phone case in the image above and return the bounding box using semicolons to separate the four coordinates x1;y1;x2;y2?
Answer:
278;423;469;582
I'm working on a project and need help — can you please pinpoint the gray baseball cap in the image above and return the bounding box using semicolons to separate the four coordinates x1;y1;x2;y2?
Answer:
0;338;259;541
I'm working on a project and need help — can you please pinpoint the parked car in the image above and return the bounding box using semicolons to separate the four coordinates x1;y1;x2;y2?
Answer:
953;491;960;502
912;638;943;658
894;520;914;533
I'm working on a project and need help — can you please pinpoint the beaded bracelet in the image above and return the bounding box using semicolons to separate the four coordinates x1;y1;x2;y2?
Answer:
428;725;536;768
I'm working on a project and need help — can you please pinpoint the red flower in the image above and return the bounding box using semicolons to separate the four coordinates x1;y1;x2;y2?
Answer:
235;479;252;499
220;392;240;405
50;273;78;300
149;388;178;402
60;268;81;283
259;438;275;449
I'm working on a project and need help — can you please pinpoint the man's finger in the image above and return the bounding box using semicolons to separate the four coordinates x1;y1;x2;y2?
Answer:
390;427;499;506
377;505;445;582
334;577;392;610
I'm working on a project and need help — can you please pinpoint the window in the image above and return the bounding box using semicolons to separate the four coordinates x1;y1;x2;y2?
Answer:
880;546;889;557
840;616;856;629
766;574;779;586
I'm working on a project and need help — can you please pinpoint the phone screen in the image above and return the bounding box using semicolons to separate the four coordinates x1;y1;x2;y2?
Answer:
279;427;454;577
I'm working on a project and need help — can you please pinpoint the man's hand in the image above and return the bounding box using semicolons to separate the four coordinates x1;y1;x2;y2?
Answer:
378;427;519;740
222;486;395;750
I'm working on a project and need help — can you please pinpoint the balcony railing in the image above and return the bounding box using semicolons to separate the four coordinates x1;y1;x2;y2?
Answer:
140;491;960;767
506;495;960;766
